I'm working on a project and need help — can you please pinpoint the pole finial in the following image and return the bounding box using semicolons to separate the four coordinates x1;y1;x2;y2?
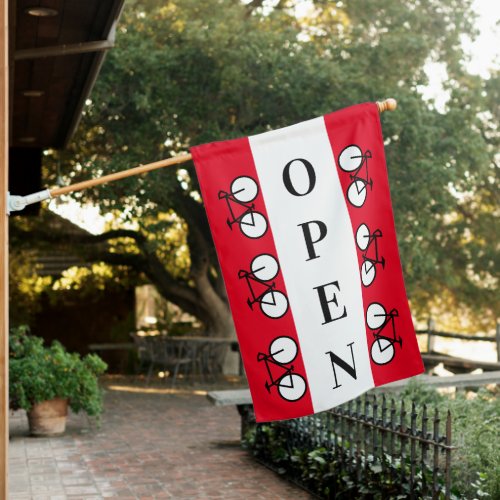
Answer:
376;98;397;113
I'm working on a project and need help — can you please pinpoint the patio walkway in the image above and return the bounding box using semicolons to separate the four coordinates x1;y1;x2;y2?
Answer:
9;378;311;499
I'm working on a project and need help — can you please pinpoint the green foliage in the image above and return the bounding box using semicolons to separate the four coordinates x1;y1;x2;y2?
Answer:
9;326;108;417
245;385;499;498
8;249;52;326
9;210;139;329
45;0;499;329
445;390;500;499
401;382;500;497
400;377;446;406
246;421;445;498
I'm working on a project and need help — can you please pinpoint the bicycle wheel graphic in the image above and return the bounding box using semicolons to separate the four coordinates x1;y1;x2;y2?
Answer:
230;176;258;203
240;211;268;239
366;302;386;330
356;223;370;251
269;336;297;364
251;254;279;282
347;179;367;207
361;260;376;287
260;290;288;319
277;373;307;401
338;145;363;172
370;338;395;365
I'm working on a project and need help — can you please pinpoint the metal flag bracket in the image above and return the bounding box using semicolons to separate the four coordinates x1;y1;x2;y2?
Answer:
7;189;52;215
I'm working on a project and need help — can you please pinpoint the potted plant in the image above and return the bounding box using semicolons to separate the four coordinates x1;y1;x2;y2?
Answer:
9;326;107;436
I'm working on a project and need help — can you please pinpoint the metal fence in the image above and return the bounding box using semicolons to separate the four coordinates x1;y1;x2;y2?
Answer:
245;394;453;499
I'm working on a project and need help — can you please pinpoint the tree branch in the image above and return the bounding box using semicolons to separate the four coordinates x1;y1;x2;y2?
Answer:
89;251;147;269
86;246;213;324
91;229;147;245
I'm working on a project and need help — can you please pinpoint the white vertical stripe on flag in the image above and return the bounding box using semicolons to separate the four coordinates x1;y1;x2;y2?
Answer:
249;117;374;413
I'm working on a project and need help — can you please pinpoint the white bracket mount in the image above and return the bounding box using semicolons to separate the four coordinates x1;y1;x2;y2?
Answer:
7;189;52;215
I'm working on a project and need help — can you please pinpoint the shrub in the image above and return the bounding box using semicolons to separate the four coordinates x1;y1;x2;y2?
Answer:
448;390;499;498
399;381;499;498
9;326;108;417
244;383;499;498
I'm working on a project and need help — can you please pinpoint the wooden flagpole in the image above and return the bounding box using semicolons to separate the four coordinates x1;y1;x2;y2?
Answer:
49;99;397;199
51;154;193;197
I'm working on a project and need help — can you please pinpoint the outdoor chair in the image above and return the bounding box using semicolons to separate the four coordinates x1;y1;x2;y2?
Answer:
131;333;192;386
160;337;193;385
201;342;227;380
130;332;153;374
177;339;206;382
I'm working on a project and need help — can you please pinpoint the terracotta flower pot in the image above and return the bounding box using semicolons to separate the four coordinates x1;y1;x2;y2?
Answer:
27;397;69;436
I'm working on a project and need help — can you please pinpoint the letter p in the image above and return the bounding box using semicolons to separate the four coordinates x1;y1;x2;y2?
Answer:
298;220;328;261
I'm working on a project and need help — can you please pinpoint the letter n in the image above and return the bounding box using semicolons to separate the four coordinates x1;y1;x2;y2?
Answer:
326;342;357;390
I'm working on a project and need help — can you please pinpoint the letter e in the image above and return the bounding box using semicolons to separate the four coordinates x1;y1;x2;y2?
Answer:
313;281;347;325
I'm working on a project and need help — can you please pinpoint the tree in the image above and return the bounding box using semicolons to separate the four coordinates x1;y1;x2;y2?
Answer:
39;0;497;335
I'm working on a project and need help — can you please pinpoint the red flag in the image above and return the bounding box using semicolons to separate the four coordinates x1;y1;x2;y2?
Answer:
191;103;423;422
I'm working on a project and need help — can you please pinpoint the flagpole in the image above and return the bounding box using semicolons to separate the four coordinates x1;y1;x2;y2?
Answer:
51;153;193;197
8;99;397;211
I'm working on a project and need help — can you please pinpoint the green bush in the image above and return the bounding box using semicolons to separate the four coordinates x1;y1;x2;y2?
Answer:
246;421;441;499
447;391;499;499
245;383;499;499
401;382;499;499
9;326;107;417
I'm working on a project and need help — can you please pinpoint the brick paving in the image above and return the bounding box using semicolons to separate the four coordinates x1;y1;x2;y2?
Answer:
9;378;312;499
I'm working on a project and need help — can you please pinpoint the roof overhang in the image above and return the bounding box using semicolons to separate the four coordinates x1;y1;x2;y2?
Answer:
10;0;125;150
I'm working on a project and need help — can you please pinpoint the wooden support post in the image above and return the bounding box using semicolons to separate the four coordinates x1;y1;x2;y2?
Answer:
0;0;9;497
426;317;436;354
496;322;500;363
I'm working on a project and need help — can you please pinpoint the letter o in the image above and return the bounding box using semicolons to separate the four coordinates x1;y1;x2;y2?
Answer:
282;158;316;197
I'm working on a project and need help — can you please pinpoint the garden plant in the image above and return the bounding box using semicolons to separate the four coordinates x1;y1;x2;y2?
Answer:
9;326;107;420
244;382;499;499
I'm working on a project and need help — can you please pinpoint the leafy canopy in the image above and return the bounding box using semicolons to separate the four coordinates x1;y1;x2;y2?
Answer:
47;0;498;329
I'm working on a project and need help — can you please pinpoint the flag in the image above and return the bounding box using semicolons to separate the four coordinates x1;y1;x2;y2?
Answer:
191;102;424;422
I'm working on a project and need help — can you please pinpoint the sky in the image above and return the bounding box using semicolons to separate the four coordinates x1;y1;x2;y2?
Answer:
50;0;499;234
465;0;500;77
422;0;500;107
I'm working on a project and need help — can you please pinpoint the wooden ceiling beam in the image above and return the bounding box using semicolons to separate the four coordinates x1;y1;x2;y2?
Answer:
11;0;125;149
14;39;114;60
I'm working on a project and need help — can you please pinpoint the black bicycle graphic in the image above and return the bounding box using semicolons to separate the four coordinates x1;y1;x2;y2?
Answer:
257;336;307;402
366;302;402;365
238;254;289;319
355;223;385;287
338;145;373;208
218;176;268;239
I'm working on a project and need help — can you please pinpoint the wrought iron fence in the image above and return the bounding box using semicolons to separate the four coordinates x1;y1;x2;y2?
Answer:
243;394;453;499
